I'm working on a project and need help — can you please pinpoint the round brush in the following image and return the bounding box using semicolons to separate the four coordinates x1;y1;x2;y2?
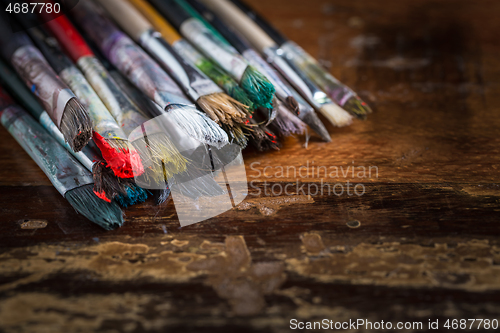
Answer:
199;0;354;128
231;0;372;118
0;14;92;152
98;0;249;148
148;0;276;110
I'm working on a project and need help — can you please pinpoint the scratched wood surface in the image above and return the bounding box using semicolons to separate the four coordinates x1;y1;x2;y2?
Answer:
1;0;500;332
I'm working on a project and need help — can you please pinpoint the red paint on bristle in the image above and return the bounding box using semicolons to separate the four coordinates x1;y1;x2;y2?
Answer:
92;132;144;179
94;189;112;203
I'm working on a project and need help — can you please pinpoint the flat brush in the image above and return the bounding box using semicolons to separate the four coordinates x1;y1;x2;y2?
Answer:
0;92;123;230
0;15;92;152
70;0;229;151
126;0;255;114
98;0;249;148
229;0;372;119
199;0;354;128
149;0;276;110
0;58;145;204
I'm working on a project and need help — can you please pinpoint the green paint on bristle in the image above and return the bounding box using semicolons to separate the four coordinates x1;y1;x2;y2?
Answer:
116;184;149;208
240;66;275;110
343;96;370;120
197;59;255;112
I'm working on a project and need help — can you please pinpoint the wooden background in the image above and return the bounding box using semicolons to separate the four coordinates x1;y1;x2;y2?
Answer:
1;0;500;331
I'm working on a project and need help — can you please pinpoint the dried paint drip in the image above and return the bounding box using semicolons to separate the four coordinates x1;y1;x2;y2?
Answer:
347;220;361;228
18;219;48;229
92;132;144;178
236;195;314;216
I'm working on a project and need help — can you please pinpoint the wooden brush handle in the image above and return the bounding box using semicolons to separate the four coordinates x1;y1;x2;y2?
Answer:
99;0;152;42
199;0;276;52
127;0;183;44
229;0;288;46
42;13;94;62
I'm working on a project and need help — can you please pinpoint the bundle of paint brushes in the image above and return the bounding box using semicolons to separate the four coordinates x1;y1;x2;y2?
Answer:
0;0;372;230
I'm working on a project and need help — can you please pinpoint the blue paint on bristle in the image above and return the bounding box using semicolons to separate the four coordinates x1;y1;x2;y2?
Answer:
116;184;149;208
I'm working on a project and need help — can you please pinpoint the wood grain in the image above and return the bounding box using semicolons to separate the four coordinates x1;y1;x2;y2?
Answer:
0;0;499;331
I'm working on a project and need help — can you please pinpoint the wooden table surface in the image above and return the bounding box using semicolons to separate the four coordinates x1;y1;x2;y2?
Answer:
1;0;499;332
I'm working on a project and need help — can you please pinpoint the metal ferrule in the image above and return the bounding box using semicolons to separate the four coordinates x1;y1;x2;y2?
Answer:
11;45;75;126
281;41;355;107
263;46;332;109
180;18;248;81
140;30;201;102
1;106;93;195
104;33;191;111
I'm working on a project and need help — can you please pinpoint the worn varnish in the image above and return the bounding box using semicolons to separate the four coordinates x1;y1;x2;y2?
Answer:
1;0;500;331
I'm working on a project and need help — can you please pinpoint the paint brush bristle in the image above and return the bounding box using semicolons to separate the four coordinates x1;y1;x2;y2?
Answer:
92;160;130;202
197;92;248;126
247;119;280;151
285;96;300;114
197;92;249;147
65;184;124;230
301;111;331;142
344;95;373;120
116;183;149;207
132;133;189;180
60;98;93;152
240;66;275;110
92;132;144;179
151;186;171;205
167;105;229;149
271;100;307;136
197;59;255;111
320;103;354;128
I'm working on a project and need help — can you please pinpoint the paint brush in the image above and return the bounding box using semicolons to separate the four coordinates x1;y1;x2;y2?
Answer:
0;57;147;205
0;14;92;152
148;0;276;110
181;0;318;139
125;0;281;150
69;0;229;151
198;0;354;128
229;0;372;119
16;18;144;179
97;0;250;148
0;90;123;230
39;10;190;182
182;0;297;113
126;0;255;113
